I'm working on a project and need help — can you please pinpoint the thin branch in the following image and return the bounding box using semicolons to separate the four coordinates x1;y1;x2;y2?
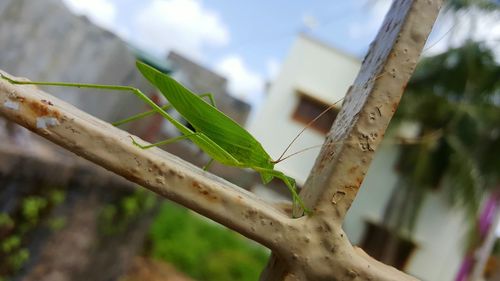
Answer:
0;1;443;279
0;75;292;249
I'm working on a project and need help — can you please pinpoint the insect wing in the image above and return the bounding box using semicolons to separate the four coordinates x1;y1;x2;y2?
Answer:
136;61;273;169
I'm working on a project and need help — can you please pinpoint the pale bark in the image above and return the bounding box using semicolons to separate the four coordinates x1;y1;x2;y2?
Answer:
0;75;292;249
265;0;443;279
0;0;443;279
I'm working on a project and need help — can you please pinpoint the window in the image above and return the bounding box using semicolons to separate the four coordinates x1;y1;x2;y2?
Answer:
292;91;339;134
359;221;417;270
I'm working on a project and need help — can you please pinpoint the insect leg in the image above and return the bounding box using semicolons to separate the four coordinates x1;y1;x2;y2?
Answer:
113;93;217;127
113;103;173;126
252;167;310;217
129;133;202;149
201;93;216;107
0;74;196;136
202;158;214;171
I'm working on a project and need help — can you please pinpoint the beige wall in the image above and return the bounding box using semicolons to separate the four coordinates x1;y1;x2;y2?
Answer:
249;33;360;184
345;144;467;281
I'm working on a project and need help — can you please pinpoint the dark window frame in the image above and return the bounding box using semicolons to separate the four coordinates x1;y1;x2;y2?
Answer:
359;220;417;270
291;90;340;134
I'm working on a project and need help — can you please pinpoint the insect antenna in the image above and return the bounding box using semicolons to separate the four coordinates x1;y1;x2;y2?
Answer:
274;144;323;163
273;97;345;164
422;9;469;55
273;125;443;164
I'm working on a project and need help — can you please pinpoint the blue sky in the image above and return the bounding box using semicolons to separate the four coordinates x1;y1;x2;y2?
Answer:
61;0;394;103
61;0;500;105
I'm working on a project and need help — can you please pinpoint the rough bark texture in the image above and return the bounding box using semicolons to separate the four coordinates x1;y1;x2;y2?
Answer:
263;0;443;279
0;74;291;249
0;0;443;280
301;0;443;220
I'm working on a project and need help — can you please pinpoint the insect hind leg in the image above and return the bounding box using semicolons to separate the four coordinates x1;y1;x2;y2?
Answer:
129;133;201;149
113;93;217;127
202;158;214;171
253;167;310;217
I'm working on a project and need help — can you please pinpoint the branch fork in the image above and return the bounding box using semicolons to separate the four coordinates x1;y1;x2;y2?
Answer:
0;0;442;279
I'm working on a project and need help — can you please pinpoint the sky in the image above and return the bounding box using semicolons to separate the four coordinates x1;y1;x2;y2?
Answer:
60;0;500;106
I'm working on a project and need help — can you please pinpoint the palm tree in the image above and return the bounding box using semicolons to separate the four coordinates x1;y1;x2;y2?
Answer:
357;1;500;270
386;40;500;236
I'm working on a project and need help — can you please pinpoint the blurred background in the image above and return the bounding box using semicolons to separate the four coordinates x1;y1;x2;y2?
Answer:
0;0;499;280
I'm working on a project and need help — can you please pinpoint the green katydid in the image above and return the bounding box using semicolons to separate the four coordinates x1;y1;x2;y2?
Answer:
1;61;342;216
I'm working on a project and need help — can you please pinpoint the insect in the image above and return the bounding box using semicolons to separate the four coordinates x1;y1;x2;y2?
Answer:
2;61;330;215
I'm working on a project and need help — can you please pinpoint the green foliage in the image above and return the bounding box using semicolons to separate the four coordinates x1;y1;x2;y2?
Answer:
49;190;66;205
47;217;67;231
22;196;48;223
0;213;14;228
493;239;500;255
446;0;500;11
388;41;500;240
1;241;30;272
0;186;66;279
99;188;157;235
1;236;21;253
7;248;30;271
148;203;269;281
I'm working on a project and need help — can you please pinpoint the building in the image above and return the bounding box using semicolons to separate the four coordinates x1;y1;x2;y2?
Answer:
249;33;360;185
249;33;468;281
0;0;154;123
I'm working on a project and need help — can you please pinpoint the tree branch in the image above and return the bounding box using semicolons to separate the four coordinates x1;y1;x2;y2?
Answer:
0;76;292;249
300;0;444;221
0;1;444;279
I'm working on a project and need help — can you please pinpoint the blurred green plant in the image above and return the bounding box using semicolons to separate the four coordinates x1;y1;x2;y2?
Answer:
49;190;66;205
493;239;500;255
99;188;157;235
376;0;500;252
446;0;500;11
47;217;67;231
1;236;21;253
22;196;48;224
7;248;30;271
0;186;66;279
0;213;14;228
386;40;500;244
148;202;269;281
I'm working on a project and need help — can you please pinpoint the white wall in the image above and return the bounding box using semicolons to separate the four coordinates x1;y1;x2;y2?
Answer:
406;193;467;281
249;33;360;184
345;144;467;281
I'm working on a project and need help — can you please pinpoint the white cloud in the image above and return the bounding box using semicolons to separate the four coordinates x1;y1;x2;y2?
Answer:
301;13;319;32
423;9;500;60
132;0;230;58
62;0;117;31
215;55;264;102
